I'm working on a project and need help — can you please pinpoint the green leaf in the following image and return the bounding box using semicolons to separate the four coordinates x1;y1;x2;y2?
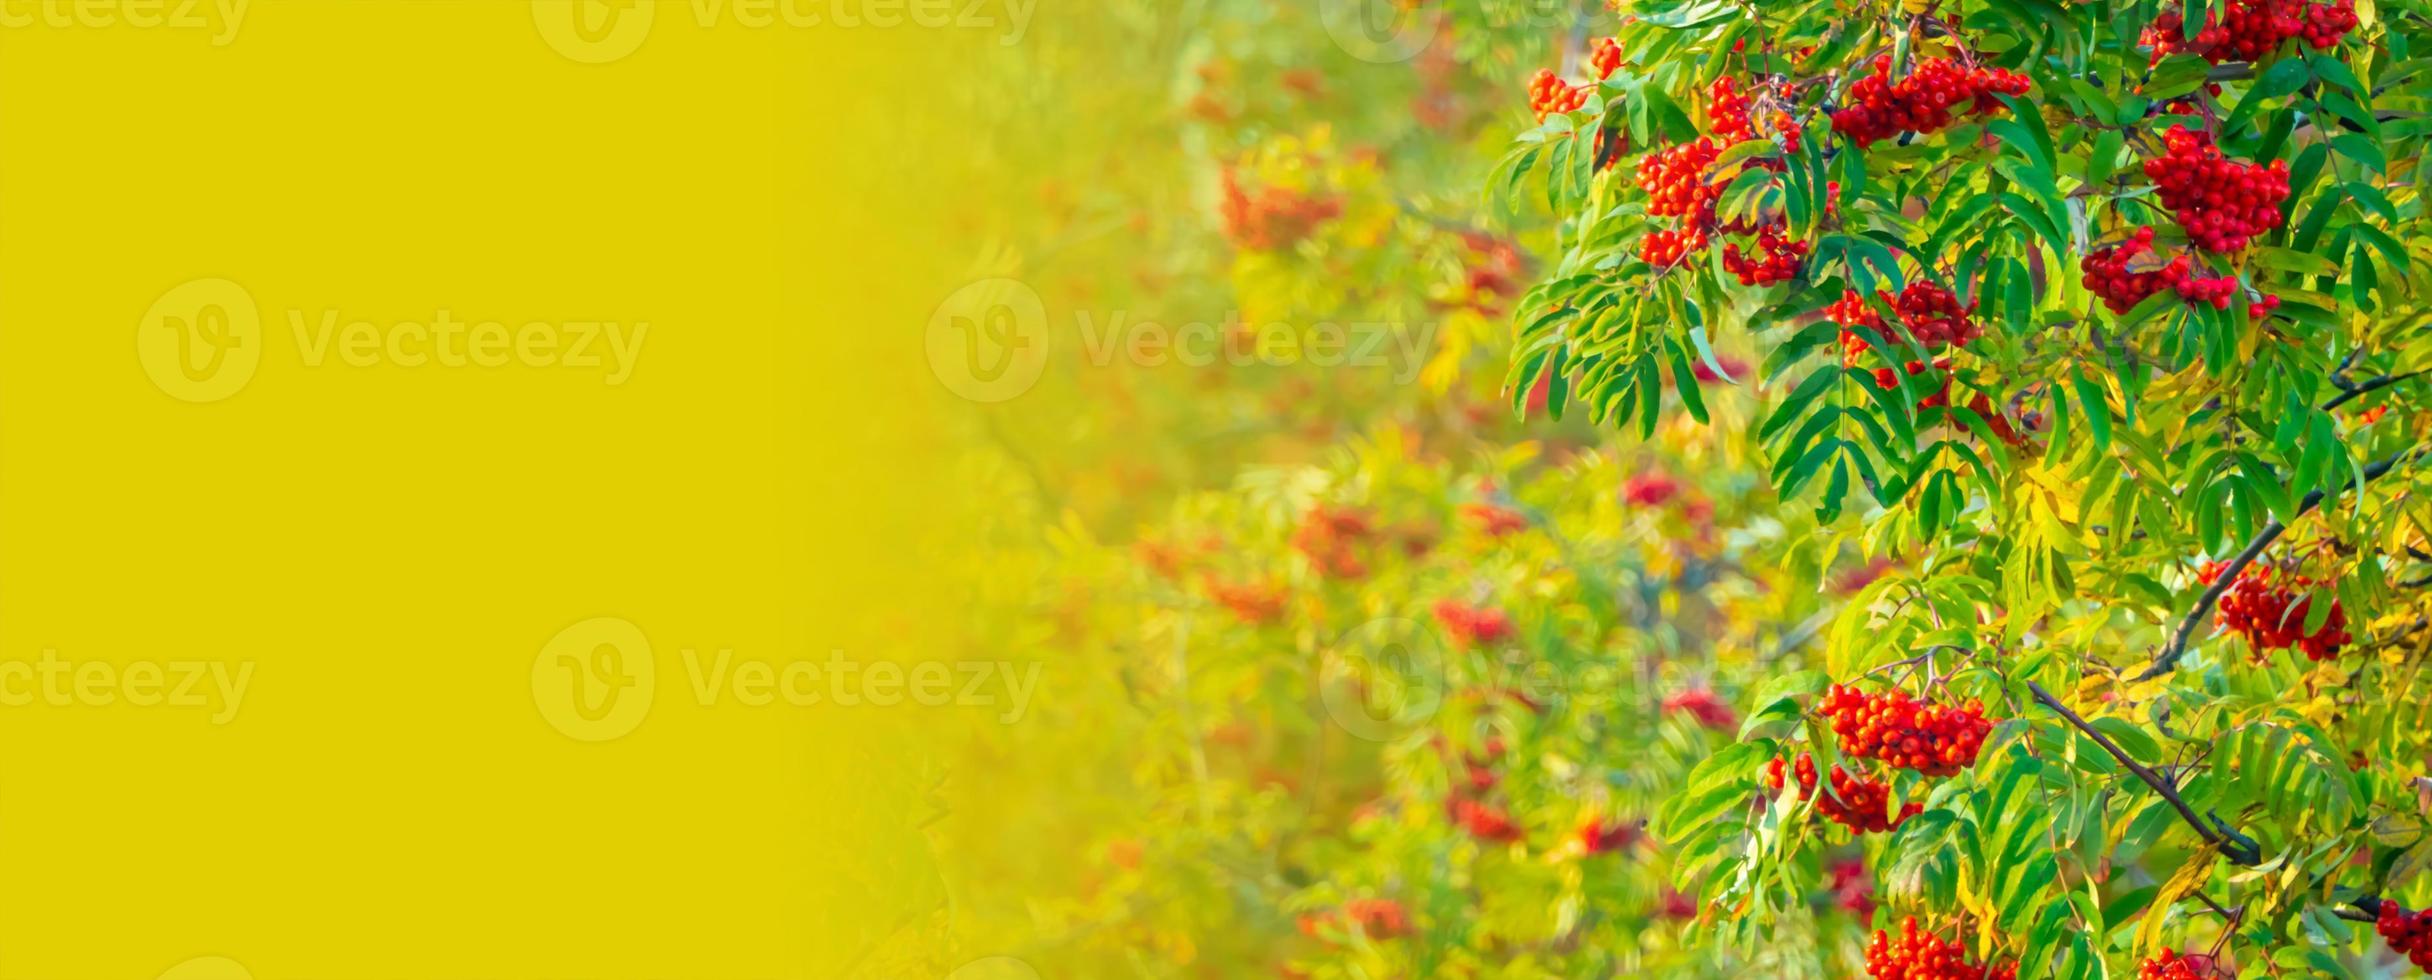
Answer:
2072;372;2112;451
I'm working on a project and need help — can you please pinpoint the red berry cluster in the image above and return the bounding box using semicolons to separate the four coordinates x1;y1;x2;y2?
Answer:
1883;358;1956;407
1709;75;1757;143
1293;505;1377;579
2081;227;2249;313
1449;797;1522;842
2197;560;2350;661
1830;289;1890;367
1433;599;1515;648
1578;817;1641;854
2145;127;2290;253
1205;576;1286;625
1865;918;2018;980
1220;169;1343;252
1661;687;1738;730
1821;685;1994;777
1893;281;1982;349
1137;533;1221;581
1622;471;1682;507
1766;752;1923;834
1832;56;2030;148
1298;898;1412;942
1639;227;1710;267
2138;950;2218;979
1591;36;1625;80
1454;734;1507;793
1528;68;1589;121
1634;78;1810;278
1724;223;1811;285
1967;393;2031;447
1824;286;1974;404
2299;0;2360;47
2379;901;2432;972
1446;231;1527;317
1637;137;1723;219
2144;0;2358;63
1460;500;1528;537
1828;284;1980;358
1827;858;1877;919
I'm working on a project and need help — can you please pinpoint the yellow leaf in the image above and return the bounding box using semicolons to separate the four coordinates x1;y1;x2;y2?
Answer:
2138;843;2219;958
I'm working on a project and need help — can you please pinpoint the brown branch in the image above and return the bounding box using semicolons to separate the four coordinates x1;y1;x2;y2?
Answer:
2333;895;2389;922
2323;369;2429;411
2137;449;2421;681
2027;681;2264;865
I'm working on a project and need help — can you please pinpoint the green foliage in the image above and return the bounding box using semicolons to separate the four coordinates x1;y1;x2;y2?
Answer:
1488;0;2432;974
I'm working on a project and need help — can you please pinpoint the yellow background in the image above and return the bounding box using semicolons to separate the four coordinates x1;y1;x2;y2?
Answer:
0;2;989;976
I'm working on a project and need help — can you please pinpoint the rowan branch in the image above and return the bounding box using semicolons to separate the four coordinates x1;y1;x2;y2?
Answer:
2137;449;2421;680
2027;681;2263;865
2323;369;2429;410
2333;895;2389;922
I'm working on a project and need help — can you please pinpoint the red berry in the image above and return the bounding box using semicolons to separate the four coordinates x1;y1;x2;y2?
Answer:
2144;0;2354;62
1765;752;1923;834
2197;559;2349;661
1220;169;1342;251
1528;68;1590;120
1820;684;1993;777
2380;901;2432;972
1433;599;1515;649
2138;949;2217;979
2143;127;2290;253
1832;56;2029;147
1864;917;2018;979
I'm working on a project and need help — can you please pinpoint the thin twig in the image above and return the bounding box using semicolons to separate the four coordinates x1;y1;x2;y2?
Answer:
2322;369;2429;411
2027;681;2264;865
